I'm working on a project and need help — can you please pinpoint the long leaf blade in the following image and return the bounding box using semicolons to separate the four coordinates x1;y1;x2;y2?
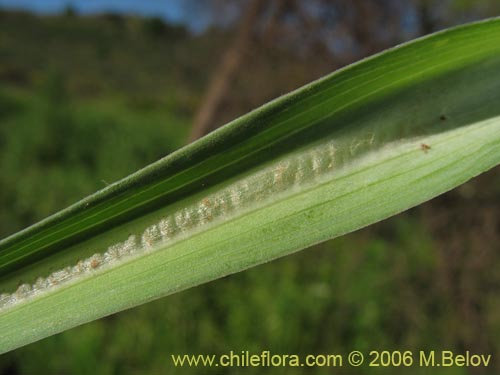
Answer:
1;18;500;353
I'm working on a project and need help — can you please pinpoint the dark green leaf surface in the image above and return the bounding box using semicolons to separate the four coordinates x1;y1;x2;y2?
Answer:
1;18;500;353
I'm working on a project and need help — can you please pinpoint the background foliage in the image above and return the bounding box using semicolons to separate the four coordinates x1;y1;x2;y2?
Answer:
0;1;499;374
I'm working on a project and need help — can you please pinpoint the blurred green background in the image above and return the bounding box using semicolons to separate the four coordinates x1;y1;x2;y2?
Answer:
0;1;499;374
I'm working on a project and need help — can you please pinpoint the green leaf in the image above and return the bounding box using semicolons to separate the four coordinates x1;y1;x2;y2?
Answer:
1;18;500;353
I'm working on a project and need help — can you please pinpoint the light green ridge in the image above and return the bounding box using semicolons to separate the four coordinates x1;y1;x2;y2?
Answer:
0;18;499;352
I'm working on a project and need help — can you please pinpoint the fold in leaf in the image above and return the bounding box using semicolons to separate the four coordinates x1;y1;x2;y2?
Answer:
1;18;500;353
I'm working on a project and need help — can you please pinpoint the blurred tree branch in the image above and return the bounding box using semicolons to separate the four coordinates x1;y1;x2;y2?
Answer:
188;0;266;142
189;0;489;142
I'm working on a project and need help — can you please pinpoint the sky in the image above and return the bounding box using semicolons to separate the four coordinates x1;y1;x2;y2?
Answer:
0;0;209;31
